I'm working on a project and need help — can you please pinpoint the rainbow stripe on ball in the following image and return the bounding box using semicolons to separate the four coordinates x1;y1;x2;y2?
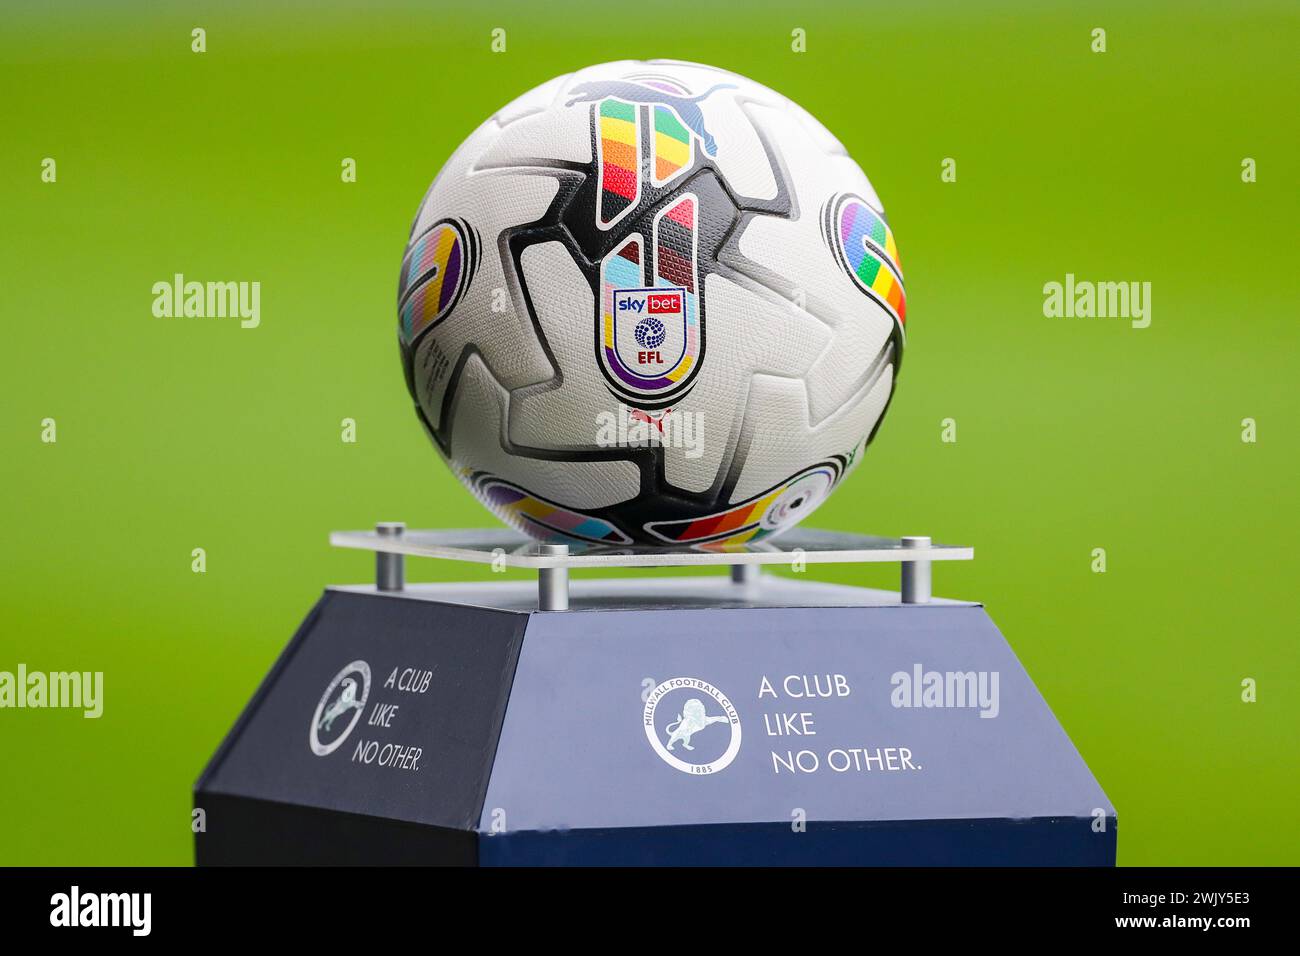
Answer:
398;220;469;343
478;477;630;545
834;196;906;325
652;106;692;184
645;462;842;547
596;91;697;226
597;99;640;227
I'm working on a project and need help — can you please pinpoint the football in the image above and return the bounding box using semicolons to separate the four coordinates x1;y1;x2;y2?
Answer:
397;60;906;548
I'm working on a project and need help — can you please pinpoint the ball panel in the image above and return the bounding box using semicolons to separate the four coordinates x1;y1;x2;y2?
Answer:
508;241;609;448
725;363;893;505
490;71;573;127
445;354;641;510
656;271;831;497
691;89;781;201
477;98;593;169
406;170;562;434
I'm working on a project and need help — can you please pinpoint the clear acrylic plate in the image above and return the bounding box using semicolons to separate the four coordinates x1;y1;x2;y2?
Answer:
329;527;973;570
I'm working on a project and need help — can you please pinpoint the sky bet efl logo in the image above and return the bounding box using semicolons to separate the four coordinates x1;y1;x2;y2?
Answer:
612;286;687;375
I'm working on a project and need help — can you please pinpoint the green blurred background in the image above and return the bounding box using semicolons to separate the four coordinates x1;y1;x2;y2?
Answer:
1;0;1296;865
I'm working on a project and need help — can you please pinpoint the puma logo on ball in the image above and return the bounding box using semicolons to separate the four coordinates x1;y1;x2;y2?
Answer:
565;79;735;156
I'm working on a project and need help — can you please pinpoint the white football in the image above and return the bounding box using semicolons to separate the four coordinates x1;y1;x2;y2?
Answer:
397;60;906;548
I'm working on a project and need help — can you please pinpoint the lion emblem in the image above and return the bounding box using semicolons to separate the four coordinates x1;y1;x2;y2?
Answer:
663;698;730;751
318;676;362;732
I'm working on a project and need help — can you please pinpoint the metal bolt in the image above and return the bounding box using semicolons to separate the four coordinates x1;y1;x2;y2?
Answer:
375;522;405;592
900;535;932;604
537;542;570;611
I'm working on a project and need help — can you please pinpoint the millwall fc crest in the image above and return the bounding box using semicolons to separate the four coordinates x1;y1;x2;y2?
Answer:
309;660;371;757
643;677;742;775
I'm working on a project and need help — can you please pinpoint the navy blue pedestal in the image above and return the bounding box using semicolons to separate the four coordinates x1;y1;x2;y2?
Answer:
195;578;1115;866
